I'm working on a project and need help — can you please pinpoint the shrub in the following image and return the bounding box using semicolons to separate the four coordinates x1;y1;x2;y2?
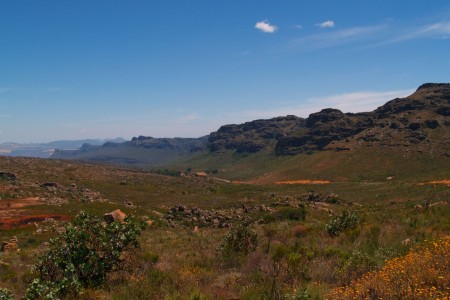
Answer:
326;211;358;237
24;211;147;299
217;224;258;266
0;288;14;300
272;206;307;222
326;236;450;299
292;224;308;238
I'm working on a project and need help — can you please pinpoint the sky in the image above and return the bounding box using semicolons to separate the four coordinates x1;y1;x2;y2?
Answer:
1;0;450;143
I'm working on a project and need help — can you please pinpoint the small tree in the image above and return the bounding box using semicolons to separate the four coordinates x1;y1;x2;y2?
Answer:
24;211;147;299
217;224;258;267
326;210;358;237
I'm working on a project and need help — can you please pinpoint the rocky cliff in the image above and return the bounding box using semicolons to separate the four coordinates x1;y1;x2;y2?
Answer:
209;83;450;156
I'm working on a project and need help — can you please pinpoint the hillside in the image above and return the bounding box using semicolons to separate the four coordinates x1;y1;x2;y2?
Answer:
50;83;450;181
210;83;450;156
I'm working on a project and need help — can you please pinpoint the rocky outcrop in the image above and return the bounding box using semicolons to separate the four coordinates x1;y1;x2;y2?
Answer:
209;115;305;153
211;83;450;155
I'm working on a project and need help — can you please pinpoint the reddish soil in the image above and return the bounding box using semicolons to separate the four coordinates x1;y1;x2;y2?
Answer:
275;180;331;185
427;180;450;186
0;214;70;230
0;185;13;192
0;197;70;230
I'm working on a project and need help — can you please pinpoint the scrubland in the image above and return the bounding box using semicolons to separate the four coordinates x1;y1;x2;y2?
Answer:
0;156;449;299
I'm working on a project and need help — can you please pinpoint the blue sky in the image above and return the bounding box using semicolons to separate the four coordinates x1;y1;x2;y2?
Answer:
1;0;450;143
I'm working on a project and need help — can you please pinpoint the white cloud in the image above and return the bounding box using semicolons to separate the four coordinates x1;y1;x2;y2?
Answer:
316;20;335;28
255;20;278;33
294;24;303;30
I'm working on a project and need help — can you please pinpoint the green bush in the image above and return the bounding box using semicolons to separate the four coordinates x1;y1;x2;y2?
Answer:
217;224;258;266
24;211;147;299
326;211;358;237
266;206;307;223
0;288;14;300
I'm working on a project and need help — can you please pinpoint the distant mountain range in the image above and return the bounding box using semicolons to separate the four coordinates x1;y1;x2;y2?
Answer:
50;83;450;170
51;136;208;168
0;138;126;158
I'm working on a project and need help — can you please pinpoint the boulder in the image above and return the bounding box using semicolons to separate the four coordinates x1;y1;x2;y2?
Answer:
104;209;127;223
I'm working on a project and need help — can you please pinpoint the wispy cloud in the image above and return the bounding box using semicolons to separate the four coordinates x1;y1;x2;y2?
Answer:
217;89;414;123
0;87;11;93
286;24;388;52
174;113;200;124
316;20;335;28
255;20;278;33
371;21;450;47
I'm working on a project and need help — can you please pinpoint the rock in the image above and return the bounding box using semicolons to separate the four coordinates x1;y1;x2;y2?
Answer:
167;219;176;228
1;237;18;252
209;115;305;153
104;209;127;223
123;199;135;207
413;204;423;211
40;182;58;188
0;172;16;181
401;238;411;246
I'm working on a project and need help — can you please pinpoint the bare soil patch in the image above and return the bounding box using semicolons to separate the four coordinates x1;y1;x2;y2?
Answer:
275;180;331;185
0;214;70;230
427;180;450;186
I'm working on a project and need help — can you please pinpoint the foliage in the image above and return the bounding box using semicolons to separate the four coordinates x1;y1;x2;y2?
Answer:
24;211;147;299
217;224;258;266
0;288;14;300
154;169;180;177
325;210;358;237
326;235;450;299
285;287;311;300
265;207;307;223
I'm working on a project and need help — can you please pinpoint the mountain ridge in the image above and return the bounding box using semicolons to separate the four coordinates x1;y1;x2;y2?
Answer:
51;83;450;167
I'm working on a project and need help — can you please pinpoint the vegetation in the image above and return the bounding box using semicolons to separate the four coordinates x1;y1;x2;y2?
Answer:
325;210;358;237
0;155;449;299
0;288;14;300
326;235;450;299
217;224;258;267
23;212;147;299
